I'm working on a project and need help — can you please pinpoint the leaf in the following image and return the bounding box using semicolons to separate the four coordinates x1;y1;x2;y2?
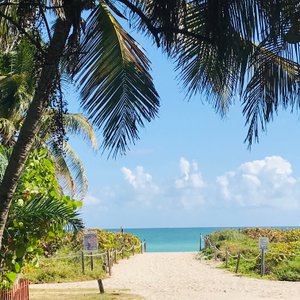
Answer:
74;1;159;157
16;245;26;258
13;262;21;273
5;271;17;283
26;246;34;253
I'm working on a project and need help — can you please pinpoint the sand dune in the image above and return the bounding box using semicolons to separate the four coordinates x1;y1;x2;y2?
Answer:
30;252;300;299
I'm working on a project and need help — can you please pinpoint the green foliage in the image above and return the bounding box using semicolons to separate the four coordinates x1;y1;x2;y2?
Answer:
25;255;104;284
203;228;300;281
40;229;141;257
242;228;300;243
25;229;142;284
15;148;60;201
0;147;83;288
275;259;300;281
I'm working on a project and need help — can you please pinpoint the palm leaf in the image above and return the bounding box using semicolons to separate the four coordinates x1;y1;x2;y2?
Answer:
73;0;159;157
63;113;97;150
48;140;87;199
12;196;83;233
47;141;76;196
62;142;87;199
0;144;10;180
243;41;300;145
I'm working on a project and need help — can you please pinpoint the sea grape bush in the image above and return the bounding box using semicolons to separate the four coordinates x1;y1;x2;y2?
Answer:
0;147;82;289
241;228;300;243
40;228;141;256
203;228;300;281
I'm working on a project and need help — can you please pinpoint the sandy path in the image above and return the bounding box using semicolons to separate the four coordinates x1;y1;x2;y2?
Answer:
30;252;300;300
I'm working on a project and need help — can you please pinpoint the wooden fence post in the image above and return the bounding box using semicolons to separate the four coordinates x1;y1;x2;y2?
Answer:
144;240;147;252
141;242;143;254
114;250;117;263
199;233;202;251
214;248;217;261
81;251;85;274
235;252;241;273
90;252;94;271
261;249;265;276
225;247;228;268
122;247;124;259
132;245;135;256
107;250;112;276
97;279;104;294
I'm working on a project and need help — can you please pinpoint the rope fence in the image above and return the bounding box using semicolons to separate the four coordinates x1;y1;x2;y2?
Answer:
200;235;300;276
39;241;146;277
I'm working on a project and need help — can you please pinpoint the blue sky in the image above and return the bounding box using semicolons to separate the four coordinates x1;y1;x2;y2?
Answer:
66;27;300;229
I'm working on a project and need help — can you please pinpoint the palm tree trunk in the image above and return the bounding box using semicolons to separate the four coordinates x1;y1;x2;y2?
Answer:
0;18;72;249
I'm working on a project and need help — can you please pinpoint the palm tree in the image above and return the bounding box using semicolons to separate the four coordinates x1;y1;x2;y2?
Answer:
0;1;160;248
42;111;98;198
0;41;97;198
0;1;300;250
0;144;84;284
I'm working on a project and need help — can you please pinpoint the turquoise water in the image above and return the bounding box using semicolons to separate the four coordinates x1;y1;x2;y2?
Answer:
108;226;298;252
109;227;225;252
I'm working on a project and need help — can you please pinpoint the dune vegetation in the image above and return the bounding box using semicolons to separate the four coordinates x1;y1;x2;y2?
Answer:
202;228;300;281
25;229;142;284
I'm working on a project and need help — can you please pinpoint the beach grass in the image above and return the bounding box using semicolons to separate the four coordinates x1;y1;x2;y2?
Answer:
25;254;106;283
29;288;142;300
202;228;300;281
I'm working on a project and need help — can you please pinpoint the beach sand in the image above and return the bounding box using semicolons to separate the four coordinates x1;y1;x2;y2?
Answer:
30;252;300;299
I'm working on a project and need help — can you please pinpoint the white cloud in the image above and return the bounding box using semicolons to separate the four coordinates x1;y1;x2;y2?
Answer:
83;188;115;209
173;157;206;209
121;166;155;190
175;157;205;189
121;166;161;205
217;156;300;209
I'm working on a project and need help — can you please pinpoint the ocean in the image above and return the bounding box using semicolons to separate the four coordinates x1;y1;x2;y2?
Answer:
108;226;298;252
109;227;226;252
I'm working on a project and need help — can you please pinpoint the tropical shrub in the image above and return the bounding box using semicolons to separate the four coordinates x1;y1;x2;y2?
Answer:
0;146;83;288
203;228;300;281
25;229;142;284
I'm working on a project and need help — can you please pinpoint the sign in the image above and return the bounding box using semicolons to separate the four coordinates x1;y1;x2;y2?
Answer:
83;232;98;252
258;237;269;251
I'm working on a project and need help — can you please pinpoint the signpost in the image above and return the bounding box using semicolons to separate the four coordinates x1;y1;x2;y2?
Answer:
82;231;98;273
258;237;269;276
83;231;98;252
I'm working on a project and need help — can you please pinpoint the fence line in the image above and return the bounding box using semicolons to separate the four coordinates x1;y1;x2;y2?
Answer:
0;279;29;300
39;241;146;277
201;235;300;275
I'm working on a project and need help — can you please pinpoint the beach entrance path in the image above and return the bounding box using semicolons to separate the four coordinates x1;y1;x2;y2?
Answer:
30;252;300;300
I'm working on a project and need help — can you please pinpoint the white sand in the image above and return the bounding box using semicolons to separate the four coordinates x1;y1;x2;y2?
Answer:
30;252;300;299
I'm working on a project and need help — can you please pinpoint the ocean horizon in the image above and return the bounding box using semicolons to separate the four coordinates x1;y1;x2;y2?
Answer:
107;226;299;252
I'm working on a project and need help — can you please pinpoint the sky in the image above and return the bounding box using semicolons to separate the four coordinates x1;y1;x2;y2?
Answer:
65;26;300;229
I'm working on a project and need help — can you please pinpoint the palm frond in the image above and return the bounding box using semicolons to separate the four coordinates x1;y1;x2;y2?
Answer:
243;41;300;145
0;144;10;180
0;118;16;146
48;140;87;199
74;0;159;157
62;142;87;199
63;113;97;150
12;196;84;233
47;141;76;196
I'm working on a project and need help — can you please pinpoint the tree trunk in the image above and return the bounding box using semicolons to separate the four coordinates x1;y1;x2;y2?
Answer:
0;18;72;249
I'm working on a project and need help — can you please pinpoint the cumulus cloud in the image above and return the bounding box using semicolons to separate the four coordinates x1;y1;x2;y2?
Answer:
121;166;161;205
121;158;207;209
217;156;300;209
83;188;115;209
173;157;206;209
175;157;205;189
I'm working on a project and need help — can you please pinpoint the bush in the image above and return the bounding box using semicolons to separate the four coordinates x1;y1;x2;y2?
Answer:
275;259;300;281
203;228;300;281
